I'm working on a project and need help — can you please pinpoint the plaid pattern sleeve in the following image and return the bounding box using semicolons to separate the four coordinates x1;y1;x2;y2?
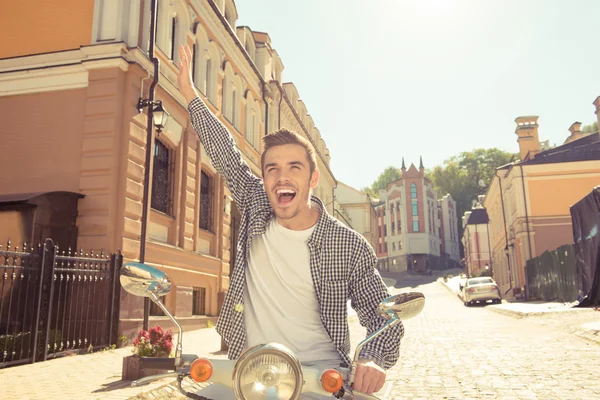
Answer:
187;97;261;212
349;242;404;370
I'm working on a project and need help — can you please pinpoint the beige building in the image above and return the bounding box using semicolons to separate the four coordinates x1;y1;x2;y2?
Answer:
0;0;336;338
334;182;377;249
484;104;600;299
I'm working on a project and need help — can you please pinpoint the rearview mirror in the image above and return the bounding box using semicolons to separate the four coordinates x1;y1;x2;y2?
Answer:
378;292;425;321
120;262;172;298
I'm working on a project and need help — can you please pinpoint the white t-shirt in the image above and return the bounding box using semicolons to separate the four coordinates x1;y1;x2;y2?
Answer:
243;218;342;367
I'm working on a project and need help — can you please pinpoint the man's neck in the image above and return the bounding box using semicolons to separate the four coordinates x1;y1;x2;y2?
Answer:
277;204;321;231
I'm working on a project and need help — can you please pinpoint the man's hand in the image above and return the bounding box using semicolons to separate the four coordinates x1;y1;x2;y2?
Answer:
177;44;199;105
352;360;386;394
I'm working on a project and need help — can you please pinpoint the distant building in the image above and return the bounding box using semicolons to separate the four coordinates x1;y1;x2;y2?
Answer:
462;198;492;277
334;182;377;250
373;158;460;272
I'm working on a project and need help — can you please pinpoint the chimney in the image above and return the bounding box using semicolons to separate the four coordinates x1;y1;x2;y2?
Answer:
477;195;486;207
565;122;583;144
515;116;541;160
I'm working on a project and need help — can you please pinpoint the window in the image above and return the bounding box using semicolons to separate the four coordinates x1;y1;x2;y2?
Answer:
391;222;395;233
399;241;402;249
205;58;212;98
413;221;419;232
392;243;396;251
383;224;387;236
170;17;177;60
191;44;196;82
397;219;401;233
222;80;228;115
411;183;417;198
246;108;255;147
150;295;166;316
232;87;237;127
412;200;418;216
192;287;206;315
151;140;173;215
200;170;213;232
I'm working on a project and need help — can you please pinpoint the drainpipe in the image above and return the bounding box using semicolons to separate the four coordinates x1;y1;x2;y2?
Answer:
139;0;160;331
277;84;283;129
262;81;269;136
518;163;533;299
475;223;481;272
495;169;513;296
486;221;492;270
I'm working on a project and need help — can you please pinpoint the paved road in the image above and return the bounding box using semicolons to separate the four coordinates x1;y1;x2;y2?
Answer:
136;275;600;399
373;274;600;399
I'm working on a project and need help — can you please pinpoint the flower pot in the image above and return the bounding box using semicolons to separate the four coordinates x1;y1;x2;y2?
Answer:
122;355;169;381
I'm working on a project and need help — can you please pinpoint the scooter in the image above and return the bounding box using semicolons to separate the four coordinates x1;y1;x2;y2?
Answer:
120;262;425;399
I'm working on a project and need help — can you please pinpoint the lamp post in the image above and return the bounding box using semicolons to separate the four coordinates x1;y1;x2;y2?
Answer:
136;0;170;331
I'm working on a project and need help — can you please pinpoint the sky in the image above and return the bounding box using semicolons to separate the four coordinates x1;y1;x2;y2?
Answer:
235;0;600;190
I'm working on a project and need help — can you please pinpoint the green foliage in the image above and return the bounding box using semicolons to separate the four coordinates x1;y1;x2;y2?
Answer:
429;148;515;255
366;166;403;195
582;121;598;134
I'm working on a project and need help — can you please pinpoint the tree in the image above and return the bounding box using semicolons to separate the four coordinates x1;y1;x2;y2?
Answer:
361;186;377;197
582;121;598;134
429;149;515;258
368;166;403;195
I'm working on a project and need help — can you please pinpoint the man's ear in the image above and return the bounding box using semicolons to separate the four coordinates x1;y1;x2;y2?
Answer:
310;169;320;189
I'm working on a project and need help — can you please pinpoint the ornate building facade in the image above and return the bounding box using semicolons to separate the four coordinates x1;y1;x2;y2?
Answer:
0;0;336;337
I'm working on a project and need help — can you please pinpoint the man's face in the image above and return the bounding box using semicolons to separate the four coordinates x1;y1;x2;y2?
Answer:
262;144;319;221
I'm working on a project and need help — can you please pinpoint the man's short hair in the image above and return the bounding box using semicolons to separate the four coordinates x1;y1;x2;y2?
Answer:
261;128;317;175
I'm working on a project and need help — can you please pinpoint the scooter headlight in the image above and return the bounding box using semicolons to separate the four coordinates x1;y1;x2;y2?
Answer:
233;343;303;400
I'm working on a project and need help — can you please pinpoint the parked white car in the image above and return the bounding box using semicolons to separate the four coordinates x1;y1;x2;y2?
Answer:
462;277;502;306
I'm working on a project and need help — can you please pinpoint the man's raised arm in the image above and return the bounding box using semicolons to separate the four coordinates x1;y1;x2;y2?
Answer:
178;45;261;211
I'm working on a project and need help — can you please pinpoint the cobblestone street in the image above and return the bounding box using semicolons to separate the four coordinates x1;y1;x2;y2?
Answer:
370;274;600;400
136;274;600;400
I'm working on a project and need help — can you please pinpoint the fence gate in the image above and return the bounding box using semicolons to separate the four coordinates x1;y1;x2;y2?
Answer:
0;238;121;368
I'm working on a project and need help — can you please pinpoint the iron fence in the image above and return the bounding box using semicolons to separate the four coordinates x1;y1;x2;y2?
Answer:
0;238;121;368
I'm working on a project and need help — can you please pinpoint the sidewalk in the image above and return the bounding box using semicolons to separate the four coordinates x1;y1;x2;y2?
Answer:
439;274;600;344
0;326;225;400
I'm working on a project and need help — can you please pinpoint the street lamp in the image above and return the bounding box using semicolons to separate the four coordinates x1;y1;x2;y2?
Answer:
138;99;169;134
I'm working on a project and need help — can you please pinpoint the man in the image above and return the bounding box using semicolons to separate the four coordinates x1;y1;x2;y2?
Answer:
177;45;403;397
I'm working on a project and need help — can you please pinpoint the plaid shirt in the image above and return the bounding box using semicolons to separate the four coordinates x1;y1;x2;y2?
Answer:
188;97;404;370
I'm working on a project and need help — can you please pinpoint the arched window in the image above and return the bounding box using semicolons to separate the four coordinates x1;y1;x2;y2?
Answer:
231;86;237;128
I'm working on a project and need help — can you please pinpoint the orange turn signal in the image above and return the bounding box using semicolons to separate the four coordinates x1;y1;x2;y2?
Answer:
190;358;213;382
320;369;343;393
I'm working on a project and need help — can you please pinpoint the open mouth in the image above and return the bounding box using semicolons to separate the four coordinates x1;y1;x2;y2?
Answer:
276;188;296;206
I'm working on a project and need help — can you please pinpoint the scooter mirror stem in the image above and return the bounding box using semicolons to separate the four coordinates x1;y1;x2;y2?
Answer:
348;316;400;385
149;292;184;368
